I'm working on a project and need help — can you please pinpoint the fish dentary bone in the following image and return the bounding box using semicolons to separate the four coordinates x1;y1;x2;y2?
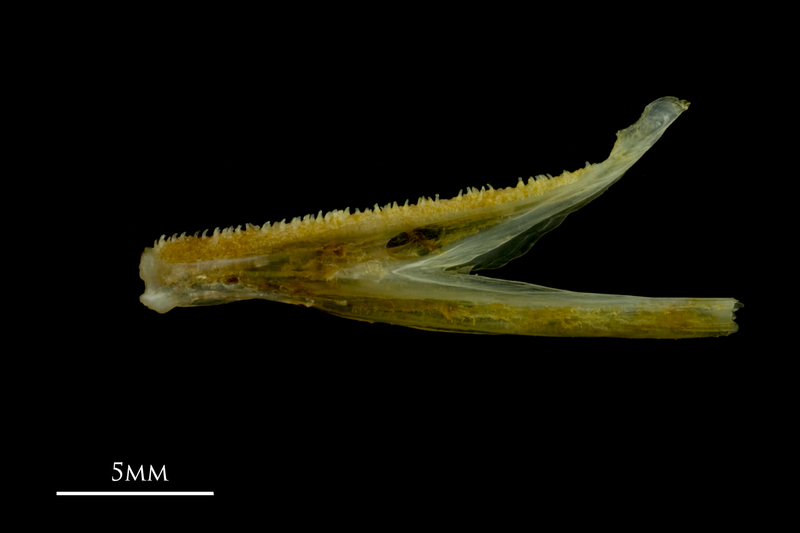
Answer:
139;96;741;338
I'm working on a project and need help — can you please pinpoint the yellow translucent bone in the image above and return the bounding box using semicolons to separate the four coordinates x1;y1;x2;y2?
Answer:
139;97;740;338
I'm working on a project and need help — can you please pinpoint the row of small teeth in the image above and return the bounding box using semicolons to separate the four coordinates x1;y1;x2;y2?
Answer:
154;172;572;248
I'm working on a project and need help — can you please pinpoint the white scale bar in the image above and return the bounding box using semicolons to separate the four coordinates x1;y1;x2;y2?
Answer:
57;492;213;496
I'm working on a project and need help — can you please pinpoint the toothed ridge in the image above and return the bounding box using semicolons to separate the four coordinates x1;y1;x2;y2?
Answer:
155;165;588;251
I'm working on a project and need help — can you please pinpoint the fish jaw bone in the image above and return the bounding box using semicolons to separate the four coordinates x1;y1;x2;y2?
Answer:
139;96;740;338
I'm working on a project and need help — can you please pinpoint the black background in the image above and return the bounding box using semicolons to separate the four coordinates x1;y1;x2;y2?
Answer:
47;13;764;526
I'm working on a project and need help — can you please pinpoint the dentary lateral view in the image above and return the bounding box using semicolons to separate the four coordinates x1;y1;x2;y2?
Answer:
140;97;740;338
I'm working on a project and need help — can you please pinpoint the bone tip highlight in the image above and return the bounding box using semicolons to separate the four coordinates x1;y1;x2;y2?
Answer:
139;290;178;314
